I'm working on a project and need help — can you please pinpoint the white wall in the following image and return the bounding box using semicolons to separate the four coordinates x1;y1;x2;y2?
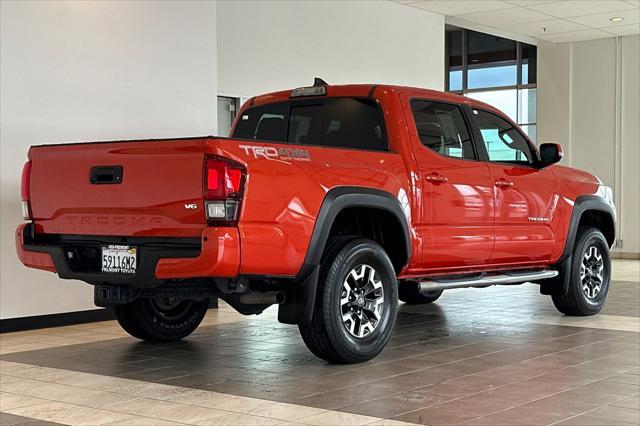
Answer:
620;35;640;255
0;0;218;319
1;0;443;320
538;35;640;254
217;0;445;99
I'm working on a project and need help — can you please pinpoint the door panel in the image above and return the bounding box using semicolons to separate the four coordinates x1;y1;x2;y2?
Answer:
470;108;561;263
403;97;495;270
488;164;561;263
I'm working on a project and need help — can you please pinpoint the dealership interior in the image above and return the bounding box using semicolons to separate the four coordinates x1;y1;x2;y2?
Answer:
1;1;639;425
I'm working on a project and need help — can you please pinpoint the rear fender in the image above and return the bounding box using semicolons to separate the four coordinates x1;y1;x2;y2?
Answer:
278;186;410;324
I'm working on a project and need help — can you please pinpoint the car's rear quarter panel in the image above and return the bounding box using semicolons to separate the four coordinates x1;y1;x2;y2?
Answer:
207;86;418;277
204;138;410;276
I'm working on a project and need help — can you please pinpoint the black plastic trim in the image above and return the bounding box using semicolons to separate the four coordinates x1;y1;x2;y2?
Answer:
278;187;410;325
296;186;411;280
90;165;123;185
541;194;615;296
560;195;616;262
22;224;202;287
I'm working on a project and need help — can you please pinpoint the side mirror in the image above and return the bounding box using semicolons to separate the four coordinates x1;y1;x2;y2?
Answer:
539;143;564;167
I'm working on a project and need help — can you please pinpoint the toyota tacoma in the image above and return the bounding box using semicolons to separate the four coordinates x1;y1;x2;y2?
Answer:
16;80;616;363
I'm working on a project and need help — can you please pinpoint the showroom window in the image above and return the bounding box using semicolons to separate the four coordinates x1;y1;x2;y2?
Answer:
445;28;537;142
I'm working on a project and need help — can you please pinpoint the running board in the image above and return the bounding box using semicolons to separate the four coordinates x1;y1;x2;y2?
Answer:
418;269;558;293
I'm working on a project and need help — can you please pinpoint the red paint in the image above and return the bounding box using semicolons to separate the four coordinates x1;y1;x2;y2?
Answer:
155;227;240;279
15;224;55;273
16;84;608;281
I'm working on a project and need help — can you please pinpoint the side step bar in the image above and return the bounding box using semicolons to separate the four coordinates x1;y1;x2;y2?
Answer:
419;269;558;293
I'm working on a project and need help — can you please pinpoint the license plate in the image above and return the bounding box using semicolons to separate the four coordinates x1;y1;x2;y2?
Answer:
101;245;137;274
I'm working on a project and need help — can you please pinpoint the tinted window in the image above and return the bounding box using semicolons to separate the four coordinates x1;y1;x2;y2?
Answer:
410;100;475;160
231;98;387;151
320;98;386;150
289;104;322;145
233;102;288;142
473;109;534;164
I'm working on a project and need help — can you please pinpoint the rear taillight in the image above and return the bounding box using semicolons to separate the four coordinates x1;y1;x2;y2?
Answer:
203;157;245;224
21;161;32;220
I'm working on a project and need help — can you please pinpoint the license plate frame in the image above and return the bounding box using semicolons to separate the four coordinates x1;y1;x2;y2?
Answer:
101;244;137;275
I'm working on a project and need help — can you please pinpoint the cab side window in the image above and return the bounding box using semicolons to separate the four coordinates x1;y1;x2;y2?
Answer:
410;100;475;160
473;109;534;165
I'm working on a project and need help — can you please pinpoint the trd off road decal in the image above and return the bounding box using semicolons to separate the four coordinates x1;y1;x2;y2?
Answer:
239;145;311;161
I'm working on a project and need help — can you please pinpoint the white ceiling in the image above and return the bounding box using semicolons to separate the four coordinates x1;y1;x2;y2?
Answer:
394;0;640;43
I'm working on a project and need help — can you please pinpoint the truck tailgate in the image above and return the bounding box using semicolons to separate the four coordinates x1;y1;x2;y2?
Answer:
29;138;206;237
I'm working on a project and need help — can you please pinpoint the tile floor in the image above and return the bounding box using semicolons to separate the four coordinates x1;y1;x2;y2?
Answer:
1;260;638;425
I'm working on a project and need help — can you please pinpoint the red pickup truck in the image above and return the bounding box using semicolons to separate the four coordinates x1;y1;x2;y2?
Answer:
17;81;616;363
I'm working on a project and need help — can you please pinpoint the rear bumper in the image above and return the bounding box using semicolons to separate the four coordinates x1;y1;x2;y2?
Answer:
15;223;240;286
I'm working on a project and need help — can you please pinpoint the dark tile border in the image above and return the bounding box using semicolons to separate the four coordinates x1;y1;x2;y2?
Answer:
0;299;218;333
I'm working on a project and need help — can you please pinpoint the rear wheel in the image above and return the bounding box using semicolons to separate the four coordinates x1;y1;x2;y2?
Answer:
552;227;611;316
299;238;398;364
114;297;209;342
399;280;443;304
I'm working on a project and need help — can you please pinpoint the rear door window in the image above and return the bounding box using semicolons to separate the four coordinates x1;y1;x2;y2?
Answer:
410;100;476;160
231;98;388;151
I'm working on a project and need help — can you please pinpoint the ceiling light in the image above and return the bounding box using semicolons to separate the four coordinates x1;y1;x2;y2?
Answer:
609;17;624;22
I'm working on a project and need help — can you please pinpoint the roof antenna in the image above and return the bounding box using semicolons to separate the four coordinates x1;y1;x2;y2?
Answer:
313;77;328;87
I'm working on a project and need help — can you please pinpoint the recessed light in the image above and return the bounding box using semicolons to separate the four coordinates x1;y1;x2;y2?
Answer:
610;17;624;22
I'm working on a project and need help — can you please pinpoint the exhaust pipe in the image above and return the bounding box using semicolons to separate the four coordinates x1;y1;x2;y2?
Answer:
239;291;286;305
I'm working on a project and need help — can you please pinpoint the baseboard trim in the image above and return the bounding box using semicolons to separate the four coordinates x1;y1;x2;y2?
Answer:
0;298;218;334
0;309;116;333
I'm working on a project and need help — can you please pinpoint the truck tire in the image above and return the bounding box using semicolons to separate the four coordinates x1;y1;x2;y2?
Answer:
114;297;209;342
552;227;611;316
399;280;443;304
299;237;398;364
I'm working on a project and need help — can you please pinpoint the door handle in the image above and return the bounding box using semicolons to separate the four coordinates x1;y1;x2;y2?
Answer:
425;173;448;184
90;165;123;184
494;179;514;188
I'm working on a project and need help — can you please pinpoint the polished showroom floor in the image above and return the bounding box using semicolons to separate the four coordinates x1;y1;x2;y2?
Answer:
1;260;638;426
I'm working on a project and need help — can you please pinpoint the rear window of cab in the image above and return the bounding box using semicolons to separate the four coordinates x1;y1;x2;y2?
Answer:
232;97;388;151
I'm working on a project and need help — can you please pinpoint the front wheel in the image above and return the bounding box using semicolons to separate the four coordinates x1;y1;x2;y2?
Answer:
299;238;398;364
552;227;611;316
114;297;209;342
